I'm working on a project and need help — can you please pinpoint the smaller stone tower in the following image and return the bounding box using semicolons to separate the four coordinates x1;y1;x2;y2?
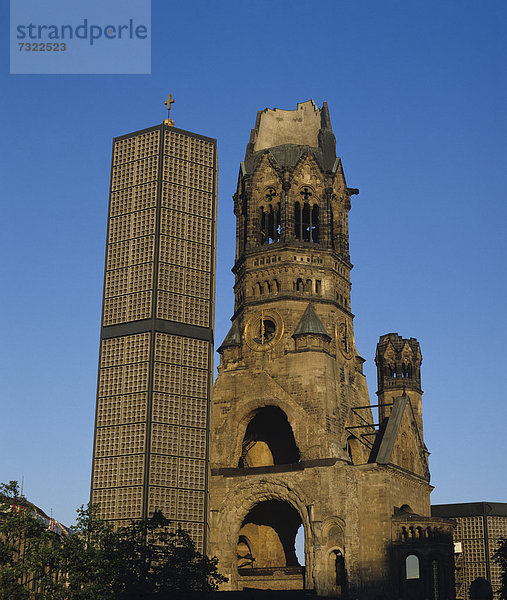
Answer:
376;333;423;439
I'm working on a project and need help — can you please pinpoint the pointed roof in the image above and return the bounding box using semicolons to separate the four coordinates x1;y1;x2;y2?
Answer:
373;395;409;464
293;304;331;339
368;393;429;478
218;320;241;352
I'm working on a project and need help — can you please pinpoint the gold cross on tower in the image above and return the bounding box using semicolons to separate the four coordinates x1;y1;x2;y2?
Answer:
164;94;175;126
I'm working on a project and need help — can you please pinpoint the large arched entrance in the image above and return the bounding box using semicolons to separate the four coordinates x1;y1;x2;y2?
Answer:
236;499;305;590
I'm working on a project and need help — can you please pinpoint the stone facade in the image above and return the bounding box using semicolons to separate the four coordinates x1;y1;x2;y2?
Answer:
208;101;455;598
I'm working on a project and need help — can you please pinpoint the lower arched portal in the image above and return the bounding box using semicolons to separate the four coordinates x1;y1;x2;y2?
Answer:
237;499;304;590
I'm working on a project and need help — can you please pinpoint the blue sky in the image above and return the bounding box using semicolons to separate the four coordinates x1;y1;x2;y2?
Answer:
1;0;506;526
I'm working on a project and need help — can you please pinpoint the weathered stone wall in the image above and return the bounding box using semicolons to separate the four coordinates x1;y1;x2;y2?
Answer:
209;102;453;599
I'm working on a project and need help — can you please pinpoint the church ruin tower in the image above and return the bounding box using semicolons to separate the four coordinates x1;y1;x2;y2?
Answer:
376;333;424;438
208;102;455;599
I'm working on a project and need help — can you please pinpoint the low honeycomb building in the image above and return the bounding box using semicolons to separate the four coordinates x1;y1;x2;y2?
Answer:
432;502;507;600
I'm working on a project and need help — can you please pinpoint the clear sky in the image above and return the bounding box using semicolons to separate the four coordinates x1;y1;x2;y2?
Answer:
1;0;506;527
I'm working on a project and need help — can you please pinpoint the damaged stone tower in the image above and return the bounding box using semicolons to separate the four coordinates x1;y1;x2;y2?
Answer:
209;101;455;599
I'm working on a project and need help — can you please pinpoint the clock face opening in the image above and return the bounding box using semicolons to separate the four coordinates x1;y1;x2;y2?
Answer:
253;319;276;345
244;310;284;351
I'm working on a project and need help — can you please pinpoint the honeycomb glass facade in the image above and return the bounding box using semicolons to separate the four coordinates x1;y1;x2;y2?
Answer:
432;502;507;600
91;124;217;551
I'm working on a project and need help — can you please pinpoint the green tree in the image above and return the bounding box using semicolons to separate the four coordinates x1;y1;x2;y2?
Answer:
0;481;64;600
1;482;227;599
493;537;507;600
107;511;227;597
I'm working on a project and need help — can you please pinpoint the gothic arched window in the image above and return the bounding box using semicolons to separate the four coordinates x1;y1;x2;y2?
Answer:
294;187;319;243
259;189;280;245
302;203;311;241
260;206;266;244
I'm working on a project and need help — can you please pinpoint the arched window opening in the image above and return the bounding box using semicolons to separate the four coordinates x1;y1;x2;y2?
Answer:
304;279;312;293
302;203;311;241
295;188;317;243
257;282;264;296
406;554;420;580
260;191;280;245
239;406;300;467
273;279;280;294
311;204;319;243
267;205;275;242
296;278;304;293
260;206;267;245
238;500;303;570
265;281;271;295
332;550;347;595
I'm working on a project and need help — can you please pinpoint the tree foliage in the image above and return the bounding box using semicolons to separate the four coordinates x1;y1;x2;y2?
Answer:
494;537;507;600
0;481;227;599
0;481;63;600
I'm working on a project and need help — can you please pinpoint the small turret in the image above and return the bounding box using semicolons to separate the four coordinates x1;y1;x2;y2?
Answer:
292;303;331;351
375;333;424;438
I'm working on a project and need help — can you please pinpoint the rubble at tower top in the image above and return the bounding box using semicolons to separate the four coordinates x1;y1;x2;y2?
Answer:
244;100;337;174
250;100;329;152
